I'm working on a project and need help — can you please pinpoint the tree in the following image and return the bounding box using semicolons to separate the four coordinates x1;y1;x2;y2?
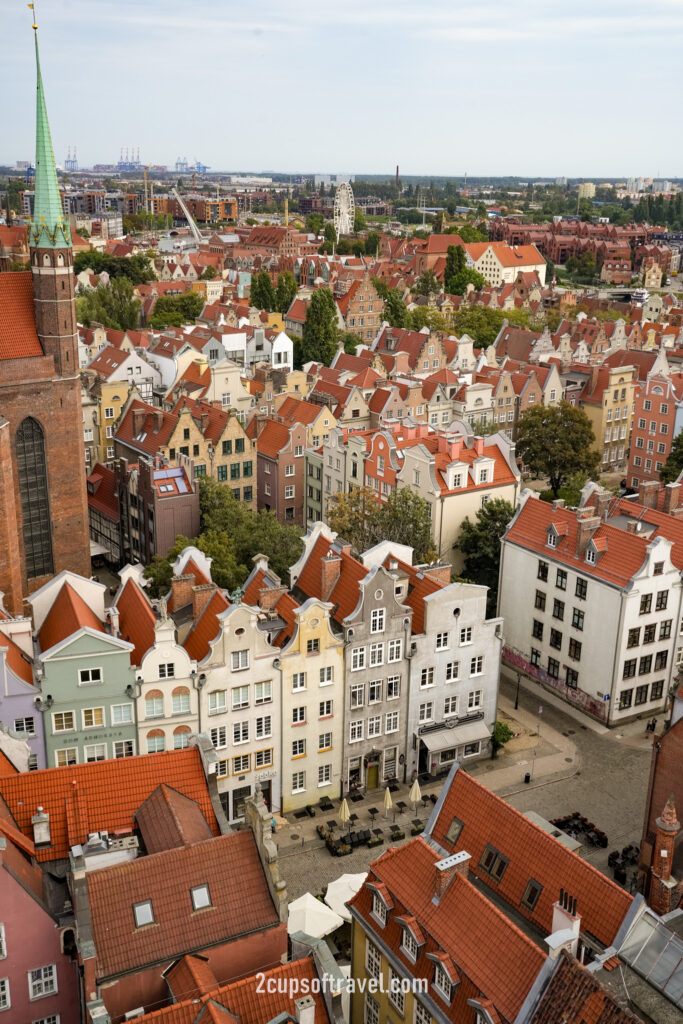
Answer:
385;290;408;328
380;488;437;563
73;250;155;284
516;402;600;497
365;231;380;256
200;265;217;280
443;244;486;296
148;291;204;329
408;306;448;332
491;721;513;759
353;208;367;233
306;212;324;235
371;276;389;301
413;269;441;298
338;331;363;354
275;271;298;314
455;222;487;243
660;432;683;484
250;271;276;312
327;487;382;553
451;306;506;348
455;499;515;616
323;223;337;246
144;554;173;598
75;277;141;331
300;287;339;366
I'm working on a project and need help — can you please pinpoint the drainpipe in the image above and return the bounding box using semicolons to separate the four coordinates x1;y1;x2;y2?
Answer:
403;616;414;784
438;494;445;561
125;675;142;742
190;668;207;734
272;656;283;816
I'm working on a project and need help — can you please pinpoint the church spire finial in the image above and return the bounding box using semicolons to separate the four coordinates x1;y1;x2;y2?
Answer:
30;14;72;249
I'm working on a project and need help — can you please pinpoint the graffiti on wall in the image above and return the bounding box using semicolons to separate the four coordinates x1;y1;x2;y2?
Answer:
503;645;608;722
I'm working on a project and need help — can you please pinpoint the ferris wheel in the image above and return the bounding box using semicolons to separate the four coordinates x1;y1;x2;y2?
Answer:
333;181;355;241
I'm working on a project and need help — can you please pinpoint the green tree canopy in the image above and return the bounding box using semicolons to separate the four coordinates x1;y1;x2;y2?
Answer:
73;250;155;284
516;401;600;496
365;231;380;256
250;270;277;312
75;277;141;331
306;212;324;235
275;271;298;315
300;287;339;366
455;499;515;616
148;291;204;329
200;265;217;280
353;208;367;233
385;290;408;328
451;306;506;347
455;222;487;243
327;486;436;562
323;222;337;245
660;433;683;484
408;306;448;332
371;276;390;300
443;244;486;296
413;269;441;298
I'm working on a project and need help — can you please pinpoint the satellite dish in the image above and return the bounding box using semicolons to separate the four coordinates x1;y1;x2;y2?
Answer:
333;181;355;242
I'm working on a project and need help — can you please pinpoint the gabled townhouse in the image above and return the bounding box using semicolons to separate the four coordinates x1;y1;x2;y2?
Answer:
308;378;372;430
465;241;546;286
373;325;449;376
83;375;138;466
627;370;683;487
450;378;494;428
248;417;309;525
85;343;161;402
169;354;254;424
361;542;502;772
182;573;282;820
0;611;43;768
397;429;521;569
244;557;346;812
336;273;386;343
498;488;682;725
578;364;637;470
274;394;338;447
29;573;138;767
81;382;100;468
145;332;204;392
291;523;413;791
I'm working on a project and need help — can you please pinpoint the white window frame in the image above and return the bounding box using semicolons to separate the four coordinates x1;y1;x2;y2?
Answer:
84;743;107;762
388;638;402;662
0;978;9;1012
255;681;272;704
351;647;366;671
209;690;228;714
292;770;305;794
231;649;249;671
111;703;133;725
114;739;135;758
231;686;248;710
82;707;105;730
349;720;364;743
385;710;399;733
78;667;103;686
318;763;332;786
370;608;386;633
28;963;57;1001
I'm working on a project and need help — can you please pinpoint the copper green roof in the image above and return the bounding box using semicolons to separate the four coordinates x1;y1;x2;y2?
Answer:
30;32;71;249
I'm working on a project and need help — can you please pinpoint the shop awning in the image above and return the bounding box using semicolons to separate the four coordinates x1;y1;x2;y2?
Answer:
420;721;490;752
90;540;110;557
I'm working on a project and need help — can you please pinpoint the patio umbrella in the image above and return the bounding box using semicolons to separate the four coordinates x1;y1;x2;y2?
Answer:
324;872;368;923
383;786;392;818
409;777;422;812
288;892;344;938
339;797;351;836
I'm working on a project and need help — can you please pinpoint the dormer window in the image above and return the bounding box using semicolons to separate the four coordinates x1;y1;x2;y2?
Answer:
133;900;155;928
401;927;419;962
372;891;387;926
547;530;557;549
191;884;211;910
585;547;596;565
433;963;452;1003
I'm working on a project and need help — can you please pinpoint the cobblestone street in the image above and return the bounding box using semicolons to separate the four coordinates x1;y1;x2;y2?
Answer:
280;671;654;901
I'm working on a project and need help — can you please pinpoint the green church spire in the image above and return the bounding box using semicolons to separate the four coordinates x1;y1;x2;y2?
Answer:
30;28;71;249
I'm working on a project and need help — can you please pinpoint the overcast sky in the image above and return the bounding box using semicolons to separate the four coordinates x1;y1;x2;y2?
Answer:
4;0;682;178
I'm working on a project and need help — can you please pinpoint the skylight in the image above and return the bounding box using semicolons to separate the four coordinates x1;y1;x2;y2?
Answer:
133;900;154;927
191;884;211;910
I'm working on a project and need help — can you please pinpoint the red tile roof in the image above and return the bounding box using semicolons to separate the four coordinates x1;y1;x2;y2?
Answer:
529;950;640;1024
382;557;443;634
133;957;330;1024
38;582;105;652
117;578;157;666
277;395;326;426
87;343;128;377
134;783;214;854
254;418;292;459
429;767;632;947
295;534;369;624
183;589;230;662
172;395;229;446
350;837;545;1022
0;272;43;361
87;463;120;522
86;831;279;980
0;631;34;685
116;399;178;456
0;747;220;862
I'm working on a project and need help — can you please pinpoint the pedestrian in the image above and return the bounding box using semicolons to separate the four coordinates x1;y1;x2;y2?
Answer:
652;718;658;734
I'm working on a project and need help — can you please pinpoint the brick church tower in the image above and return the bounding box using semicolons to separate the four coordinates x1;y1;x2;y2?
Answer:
0;26;90;614
647;795;683;915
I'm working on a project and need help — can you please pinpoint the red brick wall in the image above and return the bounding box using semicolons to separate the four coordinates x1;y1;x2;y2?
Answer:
0;419;23;614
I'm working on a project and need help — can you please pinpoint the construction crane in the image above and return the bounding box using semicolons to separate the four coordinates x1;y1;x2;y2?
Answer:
171;187;203;245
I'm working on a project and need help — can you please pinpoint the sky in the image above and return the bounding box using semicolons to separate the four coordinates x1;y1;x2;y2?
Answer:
3;0;682;178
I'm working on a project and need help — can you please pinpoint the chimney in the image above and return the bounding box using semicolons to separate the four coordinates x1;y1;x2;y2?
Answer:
575;511;600;555
552;499;565;510
321;553;342;600
252;553;270;573
593;489;612;519
153;410;164;431
626;520;638;534
107;607;120;637
434;852;470;901
422;564;452;586
474;437;484;457
192;583;217;621
170;573;194;611
200;412;210;435
132;408;146;434
589;365;600;394
639;480;659;509
32;806;51;847
255;414;268;438
258;585;287;611
547;889;581;959
663;481;681;515
294;995;316;1024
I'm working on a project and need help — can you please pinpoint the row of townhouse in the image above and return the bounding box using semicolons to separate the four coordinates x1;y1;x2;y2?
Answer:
303;422;521;570
0;532;502;823
498;482;683;726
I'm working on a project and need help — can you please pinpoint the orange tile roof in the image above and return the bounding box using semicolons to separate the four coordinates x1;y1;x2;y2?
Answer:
254;418;292;459
116;399;178;456
183;589;230;662
87;462;120;522
382;556;443;634
172;395;229;446
350;837;545;1022
529;950;639;1024
133;957;330;1024
38;581;106;652
134;783;214;854
86;831;279;980
277;395;325;426
0;272;43;361
295;534;369;624
87;343;128;377
0;747;220;862
429;767;632;947
117;578;157;667
0;631;34;685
